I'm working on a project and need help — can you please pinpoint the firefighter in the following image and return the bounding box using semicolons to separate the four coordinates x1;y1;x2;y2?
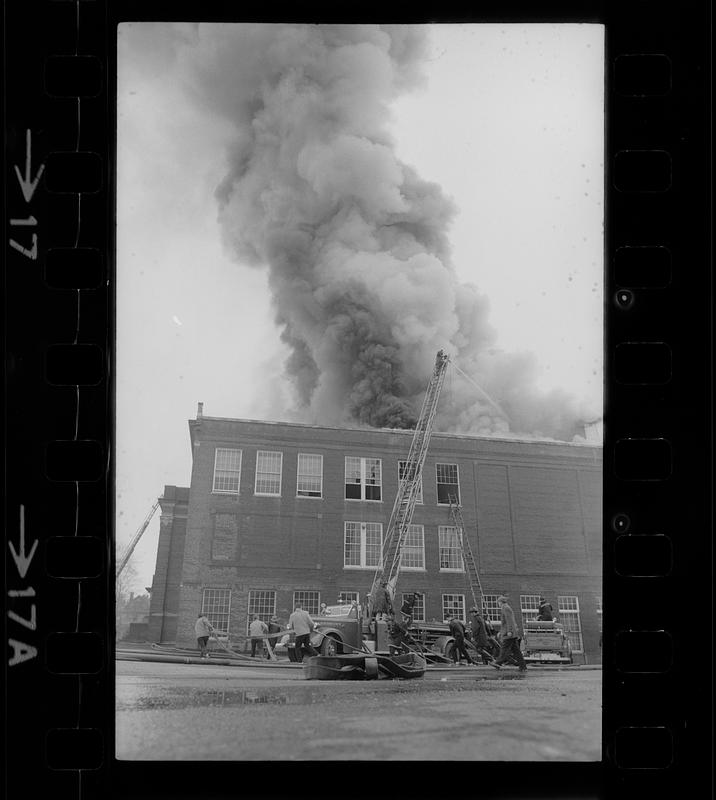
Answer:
448;617;475;665
372;580;393;621
537;597;554;621
469;606;498;666
493;596;527;671
386;613;418;656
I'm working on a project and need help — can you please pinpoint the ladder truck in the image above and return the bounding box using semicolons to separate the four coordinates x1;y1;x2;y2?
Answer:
301;350;488;662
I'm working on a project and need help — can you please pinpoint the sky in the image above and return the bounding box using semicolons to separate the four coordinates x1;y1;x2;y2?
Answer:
116;23;604;595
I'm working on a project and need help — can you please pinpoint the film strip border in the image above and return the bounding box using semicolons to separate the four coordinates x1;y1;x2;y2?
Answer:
4;2;712;798
604;3;711;797
6;1;110;797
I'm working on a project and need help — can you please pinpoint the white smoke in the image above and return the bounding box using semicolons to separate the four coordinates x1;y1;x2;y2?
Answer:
164;23;594;440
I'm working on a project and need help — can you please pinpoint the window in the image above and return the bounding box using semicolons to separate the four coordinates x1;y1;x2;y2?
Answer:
212;448;242;494
482;594;501;624
297;453;323;497
398;461;423;504
596;596;602;633
345;457;382;501
247;590;276;634
344;521;382;568
211;514;237;561
399;524;425;570
293;590;320;616
442;594;465;622
438;526;464;571
201;588;232;636
401;592;425;622
558;595;584;653
338;591;360;606
520;594;541;627
255;451;282;496
436;463;460;505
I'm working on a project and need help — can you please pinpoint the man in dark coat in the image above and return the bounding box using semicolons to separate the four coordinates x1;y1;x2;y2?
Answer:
400;593;418;625
372;580;393;620
493;595;527;671
386;613;418;656
266;616;282;659
448;617;475;665
469;606;498;666
537;597;554;621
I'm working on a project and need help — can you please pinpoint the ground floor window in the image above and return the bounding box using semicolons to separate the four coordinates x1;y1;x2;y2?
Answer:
201;588;232;636
482;594;501;625
401;592;425;622
442;593;465;622
338;591;360;607
293;590;320;616
558;595;584;652
247;590;276;634
344;521;382;568
520;594;541;627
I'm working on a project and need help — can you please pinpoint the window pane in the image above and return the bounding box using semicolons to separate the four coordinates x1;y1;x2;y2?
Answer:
520;594;541;627
213;448;241;494
401;592;424;622
442;593;465;622
338;591;359;606
400;524;425;570
399;461;423;503
297;454;322;497
344;522;362;567
201;588;232;635
365;523;382;567
255;451;282;495
436;463;459;504
482;594;501;624
293;590;320;616
438;526;464;571
558;596;583;652
247;590;276;634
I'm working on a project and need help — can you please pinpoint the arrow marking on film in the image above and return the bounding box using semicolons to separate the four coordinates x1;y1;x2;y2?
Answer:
9;506;38;580
14;129;45;203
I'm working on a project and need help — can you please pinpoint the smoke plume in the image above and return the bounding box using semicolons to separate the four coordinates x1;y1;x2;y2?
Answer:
172;23;593;441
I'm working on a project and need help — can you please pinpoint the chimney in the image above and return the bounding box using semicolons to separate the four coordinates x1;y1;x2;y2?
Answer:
197;402;204;419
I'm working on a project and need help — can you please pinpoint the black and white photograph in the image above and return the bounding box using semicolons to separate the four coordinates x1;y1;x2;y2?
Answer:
115;21;604;761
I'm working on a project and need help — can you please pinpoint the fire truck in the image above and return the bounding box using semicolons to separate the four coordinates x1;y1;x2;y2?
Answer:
286;350;574;666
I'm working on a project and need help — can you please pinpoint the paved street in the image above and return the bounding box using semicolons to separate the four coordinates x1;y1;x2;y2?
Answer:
116;659;601;761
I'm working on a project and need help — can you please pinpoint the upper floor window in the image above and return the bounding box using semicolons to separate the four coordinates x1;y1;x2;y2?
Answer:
254;450;282;496
297;453;323;498
212;448;242;494
436;463;460;505
344;521;382;568
345;457;382;501
438;525;464;571
399;524;425;570
398;461;423;504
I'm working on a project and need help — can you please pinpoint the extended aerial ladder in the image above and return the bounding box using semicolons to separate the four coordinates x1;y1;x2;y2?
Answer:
369;350;450;610
116;499;160;578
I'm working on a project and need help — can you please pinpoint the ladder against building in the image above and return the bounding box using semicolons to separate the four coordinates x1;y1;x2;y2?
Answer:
117;500;160;578
369;350;451;610
447;493;484;615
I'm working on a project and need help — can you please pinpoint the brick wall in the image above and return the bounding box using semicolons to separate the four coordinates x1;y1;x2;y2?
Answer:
160;418;602;663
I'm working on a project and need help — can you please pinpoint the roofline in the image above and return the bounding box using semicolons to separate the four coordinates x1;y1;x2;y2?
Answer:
189;414;603;449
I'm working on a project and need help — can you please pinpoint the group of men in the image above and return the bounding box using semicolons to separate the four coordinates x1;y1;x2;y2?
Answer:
195;592;556;667
194;603;319;660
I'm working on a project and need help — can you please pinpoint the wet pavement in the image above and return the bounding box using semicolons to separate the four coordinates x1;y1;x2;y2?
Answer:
116;659;601;760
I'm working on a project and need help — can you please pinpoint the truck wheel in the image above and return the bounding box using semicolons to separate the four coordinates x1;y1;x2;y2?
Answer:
320;635;342;657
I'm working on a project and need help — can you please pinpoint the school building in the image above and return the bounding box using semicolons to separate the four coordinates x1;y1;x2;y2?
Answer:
147;408;603;663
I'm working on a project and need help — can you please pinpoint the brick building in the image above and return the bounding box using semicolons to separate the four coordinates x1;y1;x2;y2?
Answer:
148;411;603;663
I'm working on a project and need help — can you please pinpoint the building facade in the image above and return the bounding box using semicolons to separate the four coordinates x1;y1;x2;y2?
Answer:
150;412;603;663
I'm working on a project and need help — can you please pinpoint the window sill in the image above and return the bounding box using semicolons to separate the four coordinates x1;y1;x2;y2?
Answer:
254;493;281;498
343;566;379;571
399;567;426;572
296;495;323;500
211;491;239;496
439;568;466;573
344;498;383;503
